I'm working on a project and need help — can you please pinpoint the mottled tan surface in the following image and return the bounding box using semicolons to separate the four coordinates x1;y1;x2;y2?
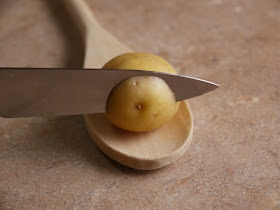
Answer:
0;0;280;209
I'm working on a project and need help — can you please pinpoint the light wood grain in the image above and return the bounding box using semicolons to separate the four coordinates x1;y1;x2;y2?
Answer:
66;0;193;170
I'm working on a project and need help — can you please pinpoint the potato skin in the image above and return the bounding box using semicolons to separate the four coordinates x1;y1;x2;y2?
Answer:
104;52;180;132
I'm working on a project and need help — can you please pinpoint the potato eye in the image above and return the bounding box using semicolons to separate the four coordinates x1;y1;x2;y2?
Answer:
135;103;143;110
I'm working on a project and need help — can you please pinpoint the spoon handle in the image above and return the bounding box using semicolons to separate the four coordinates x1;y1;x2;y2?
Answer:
65;0;99;34
65;0;130;68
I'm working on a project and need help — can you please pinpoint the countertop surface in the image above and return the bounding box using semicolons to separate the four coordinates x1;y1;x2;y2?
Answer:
0;0;279;209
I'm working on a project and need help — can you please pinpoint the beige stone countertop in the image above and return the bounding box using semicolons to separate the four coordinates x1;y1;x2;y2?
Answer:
0;0;279;209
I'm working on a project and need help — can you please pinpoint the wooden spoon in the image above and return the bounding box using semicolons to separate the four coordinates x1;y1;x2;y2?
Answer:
66;0;193;170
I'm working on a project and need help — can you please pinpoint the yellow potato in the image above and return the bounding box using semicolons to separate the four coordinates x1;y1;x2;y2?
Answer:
103;52;180;132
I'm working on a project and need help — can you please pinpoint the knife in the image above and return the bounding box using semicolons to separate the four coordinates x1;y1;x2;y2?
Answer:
0;67;219;118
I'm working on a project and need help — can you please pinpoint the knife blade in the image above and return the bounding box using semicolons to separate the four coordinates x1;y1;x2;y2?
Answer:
0;67;218;118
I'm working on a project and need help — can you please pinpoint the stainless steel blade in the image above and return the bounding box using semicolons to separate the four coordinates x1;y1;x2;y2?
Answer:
0;68;218;118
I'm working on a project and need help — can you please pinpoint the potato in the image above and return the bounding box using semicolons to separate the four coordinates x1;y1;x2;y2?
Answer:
103;52;180;132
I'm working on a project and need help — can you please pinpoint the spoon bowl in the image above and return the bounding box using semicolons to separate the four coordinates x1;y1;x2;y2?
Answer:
66;0;193;170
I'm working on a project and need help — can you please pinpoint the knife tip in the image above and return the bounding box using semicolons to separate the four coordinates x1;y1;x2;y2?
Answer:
213;82;220;88
207;80;219;91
